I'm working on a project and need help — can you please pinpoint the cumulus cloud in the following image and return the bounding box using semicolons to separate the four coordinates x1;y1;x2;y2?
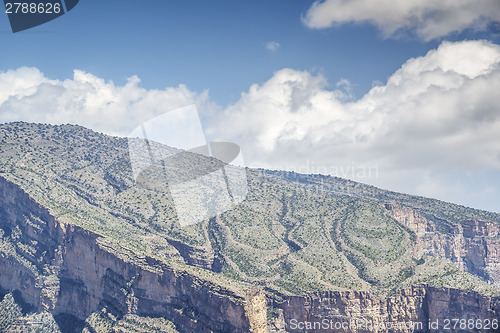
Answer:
302;0;500;40
265;41;281;52
211;40;500;168
207;40;500;211
1;40;500;212
0;68;208;136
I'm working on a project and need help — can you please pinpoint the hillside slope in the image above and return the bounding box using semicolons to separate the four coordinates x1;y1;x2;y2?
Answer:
0;122;499;332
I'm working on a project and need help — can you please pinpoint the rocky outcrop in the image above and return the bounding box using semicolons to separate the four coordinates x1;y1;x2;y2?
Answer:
0;175;266;332
1;175;500;333
166;237;215;270
385;204;500;284
271;286;500;332
384;204;436;236
3;123;500;333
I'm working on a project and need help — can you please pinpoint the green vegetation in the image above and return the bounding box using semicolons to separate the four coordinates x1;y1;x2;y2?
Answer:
83;309;180;333
0;121;499;331
0;292;60;333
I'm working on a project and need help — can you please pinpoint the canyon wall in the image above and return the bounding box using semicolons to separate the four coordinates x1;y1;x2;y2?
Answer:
385;203;500;283
1;175;500;333
270;286;500;332
0;175;266;332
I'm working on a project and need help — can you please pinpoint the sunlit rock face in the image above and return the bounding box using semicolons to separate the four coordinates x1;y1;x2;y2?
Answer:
0;122;500;332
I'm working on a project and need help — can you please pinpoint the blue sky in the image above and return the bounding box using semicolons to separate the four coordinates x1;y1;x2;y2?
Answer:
1;1;446;104
1;0;500;213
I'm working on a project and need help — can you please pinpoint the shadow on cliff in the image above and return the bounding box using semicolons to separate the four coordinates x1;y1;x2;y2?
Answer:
54;314;85;333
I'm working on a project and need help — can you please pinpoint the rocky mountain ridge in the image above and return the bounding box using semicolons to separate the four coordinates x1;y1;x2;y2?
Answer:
0;122;499;332
2;172;499;332
0;174;267;332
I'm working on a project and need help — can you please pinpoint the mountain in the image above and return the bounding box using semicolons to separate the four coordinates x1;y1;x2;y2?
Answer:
0;121;499;332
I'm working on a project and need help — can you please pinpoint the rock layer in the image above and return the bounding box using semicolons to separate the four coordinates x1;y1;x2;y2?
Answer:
0;175;265;332
1;175;500;332
271;286;500;332
385;203;500;283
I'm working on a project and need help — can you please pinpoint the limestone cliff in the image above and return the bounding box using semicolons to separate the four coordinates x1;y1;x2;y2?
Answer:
385;204;500;284
2;170;500;332
2;176;500;332
269;286;500;332
1;122;500;333
0;175;266;332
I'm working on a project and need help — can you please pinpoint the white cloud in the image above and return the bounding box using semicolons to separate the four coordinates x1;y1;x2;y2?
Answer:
1;40;500;212
303;0;500;41
207;40;500;212
0;68;208;136
265;41;280;52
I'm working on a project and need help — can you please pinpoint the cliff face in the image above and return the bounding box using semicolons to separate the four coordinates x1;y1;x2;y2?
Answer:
271;286;500;333
0;175;266;332
1;176;500;333
2;122;500;332
385;204;500;284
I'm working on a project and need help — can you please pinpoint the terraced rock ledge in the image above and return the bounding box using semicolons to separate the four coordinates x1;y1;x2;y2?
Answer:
0;122;499;332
